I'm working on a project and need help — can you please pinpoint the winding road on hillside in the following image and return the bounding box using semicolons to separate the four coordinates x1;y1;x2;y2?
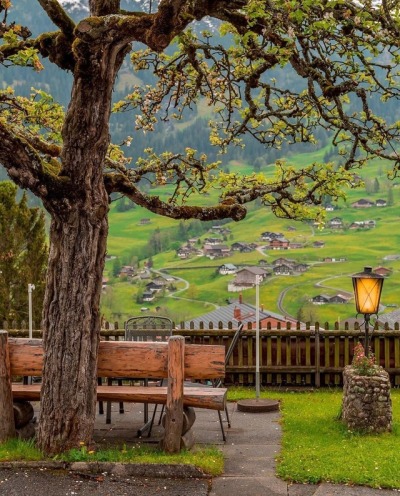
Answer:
151;269;220;309
276;272;353;319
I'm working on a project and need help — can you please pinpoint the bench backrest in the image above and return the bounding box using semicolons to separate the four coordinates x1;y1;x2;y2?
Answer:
8;338;225;380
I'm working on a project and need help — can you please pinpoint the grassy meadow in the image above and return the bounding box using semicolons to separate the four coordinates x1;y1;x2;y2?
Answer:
229;387;400;489
101;150;400;324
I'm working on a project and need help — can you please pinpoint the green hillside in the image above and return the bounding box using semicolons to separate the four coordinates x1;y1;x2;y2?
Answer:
101;151;400;325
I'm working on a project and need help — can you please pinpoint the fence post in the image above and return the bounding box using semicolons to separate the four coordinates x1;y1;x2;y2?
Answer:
0;331;16;440
162;335;185;453
315;326;321;388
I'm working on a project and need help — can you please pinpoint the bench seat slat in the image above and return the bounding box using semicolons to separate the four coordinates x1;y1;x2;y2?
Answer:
11;384;227;411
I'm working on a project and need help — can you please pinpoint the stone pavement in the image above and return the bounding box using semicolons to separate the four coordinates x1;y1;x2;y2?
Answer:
1;401;398;495
93;401;398;496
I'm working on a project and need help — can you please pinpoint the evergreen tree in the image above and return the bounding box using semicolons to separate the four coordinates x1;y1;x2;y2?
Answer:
0;182;47;324
112;257;122;277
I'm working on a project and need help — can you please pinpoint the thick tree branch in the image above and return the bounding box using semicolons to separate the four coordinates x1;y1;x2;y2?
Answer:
0;121;67;201
104;172;247;221
37;0;76;38
89;0;120;16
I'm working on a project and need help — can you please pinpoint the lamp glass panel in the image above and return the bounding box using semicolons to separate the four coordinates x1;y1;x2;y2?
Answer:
353;277;383;314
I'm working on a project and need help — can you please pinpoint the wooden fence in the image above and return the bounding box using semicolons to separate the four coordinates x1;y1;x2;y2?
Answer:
4;320;400;387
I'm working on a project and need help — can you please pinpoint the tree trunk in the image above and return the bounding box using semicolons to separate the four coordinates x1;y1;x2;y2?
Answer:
36;37;127;454
36;207;108;454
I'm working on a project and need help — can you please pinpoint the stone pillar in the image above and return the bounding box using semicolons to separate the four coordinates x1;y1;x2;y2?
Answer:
342;365;392;433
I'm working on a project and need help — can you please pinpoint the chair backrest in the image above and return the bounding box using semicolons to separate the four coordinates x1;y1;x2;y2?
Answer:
213;323;243;388
125;315;173;342
225;323;244;366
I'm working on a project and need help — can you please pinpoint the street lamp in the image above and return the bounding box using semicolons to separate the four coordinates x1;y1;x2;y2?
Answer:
28;283;35;339
352;266;384;357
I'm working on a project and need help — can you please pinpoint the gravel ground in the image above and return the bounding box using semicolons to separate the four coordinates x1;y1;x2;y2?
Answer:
0;468;210;496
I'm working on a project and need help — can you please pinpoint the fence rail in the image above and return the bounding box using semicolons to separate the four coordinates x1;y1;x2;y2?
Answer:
4;320;400;387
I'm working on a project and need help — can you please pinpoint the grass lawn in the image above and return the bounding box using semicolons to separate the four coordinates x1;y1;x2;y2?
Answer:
0;438;224;476
228;387;400;489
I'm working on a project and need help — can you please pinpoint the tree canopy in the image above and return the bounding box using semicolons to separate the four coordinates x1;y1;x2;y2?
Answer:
0;0;399;454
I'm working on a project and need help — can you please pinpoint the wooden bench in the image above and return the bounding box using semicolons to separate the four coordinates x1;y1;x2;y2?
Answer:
0;332;227;452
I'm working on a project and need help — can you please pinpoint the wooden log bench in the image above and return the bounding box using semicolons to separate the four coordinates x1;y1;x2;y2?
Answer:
0;332;227;452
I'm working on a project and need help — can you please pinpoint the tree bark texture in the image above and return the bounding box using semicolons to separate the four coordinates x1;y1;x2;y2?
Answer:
0;331;16;441
36;39;127;454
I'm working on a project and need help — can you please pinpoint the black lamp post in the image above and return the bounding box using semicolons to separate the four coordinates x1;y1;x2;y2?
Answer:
352;266;384;357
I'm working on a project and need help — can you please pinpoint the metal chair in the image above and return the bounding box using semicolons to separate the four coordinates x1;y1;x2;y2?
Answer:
157;322;243;441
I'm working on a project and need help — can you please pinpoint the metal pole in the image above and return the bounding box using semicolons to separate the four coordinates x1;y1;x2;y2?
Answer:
255;275;260;399
365;313;370;357
28;284;35;339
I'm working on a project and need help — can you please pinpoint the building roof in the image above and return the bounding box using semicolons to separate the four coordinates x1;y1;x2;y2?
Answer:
377;309;400;329
220;263;237;270
181;299;294;329
237;266;268;275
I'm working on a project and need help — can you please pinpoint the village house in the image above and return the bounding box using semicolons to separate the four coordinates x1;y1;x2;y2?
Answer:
231;242;257;253
228;266;268;291
142;291;155;302
349;220;376;230
311;294;332;304
329;294;351;304
376;199;387;207
312;293;351;304
322;256;347;262
272;257;295;267
177;247;192;259
373;266;392;277
145;281;164;293
219;263;238;275
293;263;309;273
268;237;290;250
119;265;136;279
327;217;343;229
272;264;292;275
182;294;300;330
203;244;231;259
203;237;223;245
351;198;375;208
211;225;231;235
260;231;284;241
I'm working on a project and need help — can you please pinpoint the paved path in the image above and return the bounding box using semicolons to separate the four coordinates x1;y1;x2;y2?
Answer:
2;402;398;496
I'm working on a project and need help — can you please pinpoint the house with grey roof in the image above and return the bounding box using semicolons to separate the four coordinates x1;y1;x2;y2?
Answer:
181;295;299;330
228;266;268;291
